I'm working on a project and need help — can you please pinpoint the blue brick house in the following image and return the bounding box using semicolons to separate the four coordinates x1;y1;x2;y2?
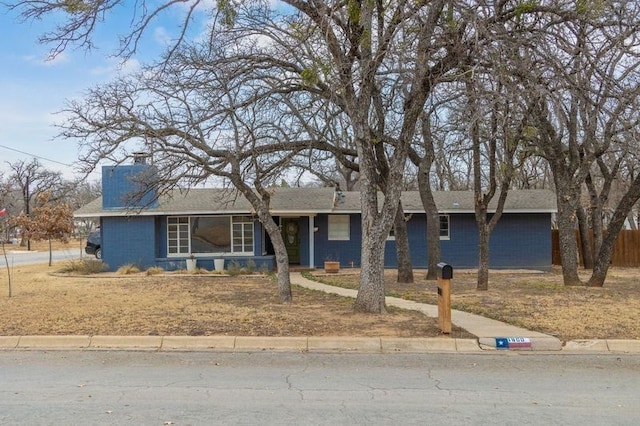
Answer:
74;164;557;272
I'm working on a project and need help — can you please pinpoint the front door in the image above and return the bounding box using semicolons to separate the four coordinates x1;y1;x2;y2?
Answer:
281;218;300;264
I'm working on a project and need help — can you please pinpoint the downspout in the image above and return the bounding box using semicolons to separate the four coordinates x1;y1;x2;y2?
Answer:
309;215;315;269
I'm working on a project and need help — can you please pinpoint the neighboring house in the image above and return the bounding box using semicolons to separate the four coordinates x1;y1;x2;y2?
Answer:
74;164;557;272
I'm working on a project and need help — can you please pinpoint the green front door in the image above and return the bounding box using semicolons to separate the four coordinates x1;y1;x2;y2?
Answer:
282;218;300;264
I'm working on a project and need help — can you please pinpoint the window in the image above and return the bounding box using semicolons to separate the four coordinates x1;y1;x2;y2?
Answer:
328;215;350;240
167;216;254;256
232;216;254;253
191;216;232;253
439;215;450;240
168;217;189;255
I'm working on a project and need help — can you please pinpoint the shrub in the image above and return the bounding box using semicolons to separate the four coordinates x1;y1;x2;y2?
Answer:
245;259;256;274
227;260;243;276
57;259;108;275
145;266;165;276
117;264;141;275
259;263;272;274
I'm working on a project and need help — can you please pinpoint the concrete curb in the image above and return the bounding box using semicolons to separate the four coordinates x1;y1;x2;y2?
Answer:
0;335;480;353
0;336;638;354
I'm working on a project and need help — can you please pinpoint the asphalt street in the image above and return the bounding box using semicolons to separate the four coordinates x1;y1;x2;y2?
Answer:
0;248;82;267
1;351;639;425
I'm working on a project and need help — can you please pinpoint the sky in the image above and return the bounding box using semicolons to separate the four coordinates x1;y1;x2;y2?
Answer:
0;3;201;181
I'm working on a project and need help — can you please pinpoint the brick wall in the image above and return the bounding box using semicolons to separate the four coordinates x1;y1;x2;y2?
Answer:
313;212;552;270
102;165;158;209
102;216;157;271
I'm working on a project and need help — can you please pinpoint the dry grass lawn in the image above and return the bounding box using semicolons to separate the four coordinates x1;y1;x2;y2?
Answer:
0;262;471;339
2;240;639;342
315;267;640;342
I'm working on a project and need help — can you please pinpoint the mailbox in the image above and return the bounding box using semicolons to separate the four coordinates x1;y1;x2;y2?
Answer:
436;262;452;334
437;262;453;280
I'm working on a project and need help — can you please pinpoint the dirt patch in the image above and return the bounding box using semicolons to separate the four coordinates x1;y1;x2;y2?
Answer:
0;263;472;338
315;267;640;342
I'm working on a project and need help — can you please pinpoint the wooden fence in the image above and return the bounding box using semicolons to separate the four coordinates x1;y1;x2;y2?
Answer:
552;230;640;267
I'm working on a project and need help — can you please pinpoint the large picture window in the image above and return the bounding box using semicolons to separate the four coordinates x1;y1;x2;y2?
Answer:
168;216;254;256
328;215;350;240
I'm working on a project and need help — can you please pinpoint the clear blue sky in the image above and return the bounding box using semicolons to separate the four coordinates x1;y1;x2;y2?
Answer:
0;4;200;181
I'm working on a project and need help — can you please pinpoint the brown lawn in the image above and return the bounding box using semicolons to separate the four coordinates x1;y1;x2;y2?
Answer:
315;267;640;342
0;263;471;339
2;239;638;342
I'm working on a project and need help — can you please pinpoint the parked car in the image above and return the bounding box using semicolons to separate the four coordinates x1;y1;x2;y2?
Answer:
85;230;101;259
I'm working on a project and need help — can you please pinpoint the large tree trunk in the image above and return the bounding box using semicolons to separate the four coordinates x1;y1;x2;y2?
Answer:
474;186;492;291
477;223;490;291
354;180;389;313
394;202;414;284
261;217;292;303
554;183;583;286
576;205;594;269
233;179;292;303
422;190;441;281
591;202;604;260
585;172;605;258
355;226;388;313
587;231;616;288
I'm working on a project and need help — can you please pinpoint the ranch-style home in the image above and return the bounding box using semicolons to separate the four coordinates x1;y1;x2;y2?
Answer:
74;164;557;272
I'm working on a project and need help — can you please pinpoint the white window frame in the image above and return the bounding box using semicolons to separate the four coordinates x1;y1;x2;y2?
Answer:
232;216;254;254
328;215;350;241
167;215;254;257
167;217;190;255
439;214;450;240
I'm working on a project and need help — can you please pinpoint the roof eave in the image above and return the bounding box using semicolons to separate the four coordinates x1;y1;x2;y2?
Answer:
74;209;334;218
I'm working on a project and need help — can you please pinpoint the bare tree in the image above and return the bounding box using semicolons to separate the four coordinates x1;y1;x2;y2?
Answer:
587;132;640;286
409;113;442;280
465;76;524;291
8;0;587;309
7;159;64;249
61;38;332;301
521;3;640;286
64;179;102;238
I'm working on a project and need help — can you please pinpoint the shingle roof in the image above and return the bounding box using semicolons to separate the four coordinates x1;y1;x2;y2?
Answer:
333;189;557;213
75;187;338;217
74;188;556;217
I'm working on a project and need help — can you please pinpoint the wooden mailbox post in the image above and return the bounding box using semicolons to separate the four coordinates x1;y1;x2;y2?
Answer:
437;262;453;334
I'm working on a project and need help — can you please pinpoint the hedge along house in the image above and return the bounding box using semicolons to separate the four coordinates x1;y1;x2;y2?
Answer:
74;163;557;272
